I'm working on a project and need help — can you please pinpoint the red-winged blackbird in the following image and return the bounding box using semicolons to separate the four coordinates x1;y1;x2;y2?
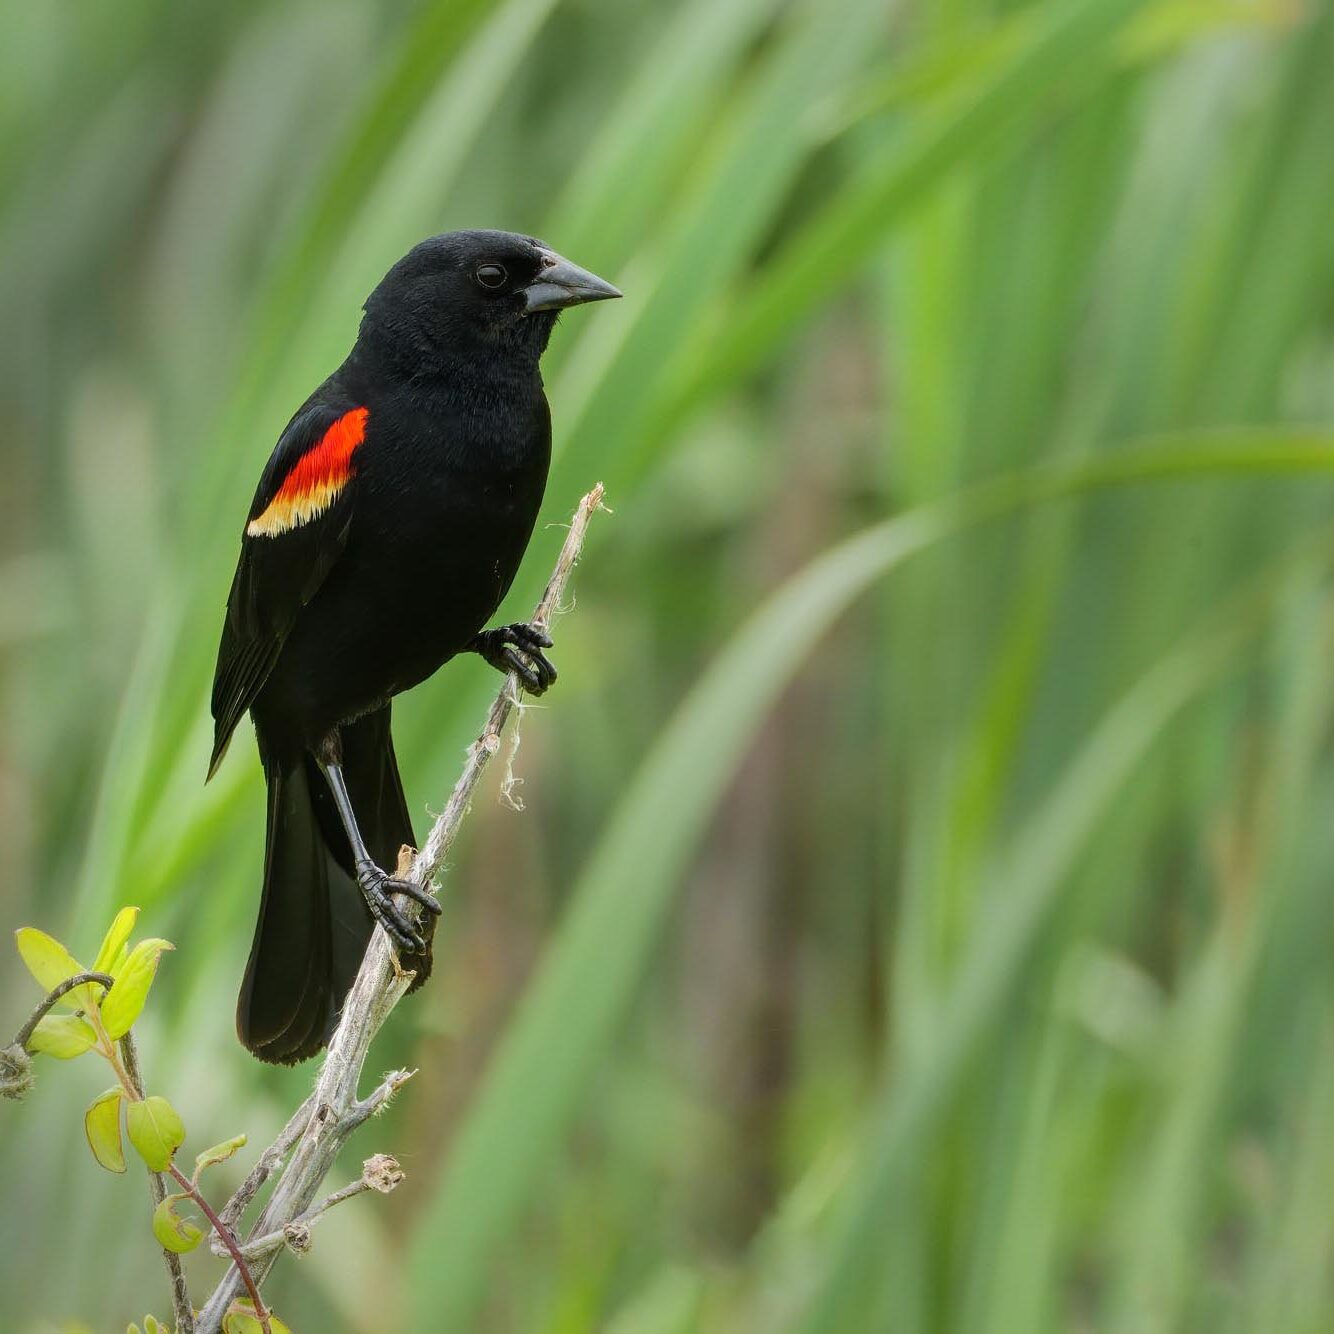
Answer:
208;231;619;1063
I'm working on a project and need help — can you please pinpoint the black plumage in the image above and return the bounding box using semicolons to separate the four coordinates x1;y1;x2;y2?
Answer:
209;230;619;1062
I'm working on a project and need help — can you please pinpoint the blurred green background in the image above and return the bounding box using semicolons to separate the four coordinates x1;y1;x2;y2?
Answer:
5;0;1334;1329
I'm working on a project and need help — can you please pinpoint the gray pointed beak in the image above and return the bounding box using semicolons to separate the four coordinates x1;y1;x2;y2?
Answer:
523;251;621;314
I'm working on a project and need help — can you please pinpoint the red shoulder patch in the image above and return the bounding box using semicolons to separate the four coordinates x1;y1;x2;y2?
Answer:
247;407;369;538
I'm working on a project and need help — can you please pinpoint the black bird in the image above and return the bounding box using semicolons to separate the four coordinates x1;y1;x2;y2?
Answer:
208;230;620;1063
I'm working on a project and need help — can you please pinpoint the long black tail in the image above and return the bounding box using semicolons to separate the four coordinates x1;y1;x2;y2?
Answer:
238;705;430;1064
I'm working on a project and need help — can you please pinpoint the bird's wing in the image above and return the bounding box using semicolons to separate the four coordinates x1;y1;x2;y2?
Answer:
208;397;370;778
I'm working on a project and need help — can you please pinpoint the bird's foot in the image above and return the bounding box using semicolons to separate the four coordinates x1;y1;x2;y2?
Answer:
470;622;557;695
355;861;440;954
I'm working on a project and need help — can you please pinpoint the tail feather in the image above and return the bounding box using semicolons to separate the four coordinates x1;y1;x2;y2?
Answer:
238;705;428;1064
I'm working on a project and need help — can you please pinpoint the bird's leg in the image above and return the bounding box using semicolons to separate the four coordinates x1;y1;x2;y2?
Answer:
468;623;558;695
315;737;440;954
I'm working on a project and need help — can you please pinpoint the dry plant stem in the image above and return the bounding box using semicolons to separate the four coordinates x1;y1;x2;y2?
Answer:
217;1094;315;1235
196;483;606;1333
232;1178;374;1261
209;1084;407;1261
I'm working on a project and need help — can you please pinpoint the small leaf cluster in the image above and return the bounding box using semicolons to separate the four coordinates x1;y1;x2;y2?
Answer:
16;910;253;1195
18;907;167;1059
14;910;298;1331
16;909;190;1173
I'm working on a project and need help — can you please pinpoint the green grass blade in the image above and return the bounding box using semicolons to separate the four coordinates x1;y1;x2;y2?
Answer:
791;539;1329;1334
662;0;1154;430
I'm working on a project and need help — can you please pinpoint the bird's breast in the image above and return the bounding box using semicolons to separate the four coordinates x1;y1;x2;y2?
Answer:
347;406;549;639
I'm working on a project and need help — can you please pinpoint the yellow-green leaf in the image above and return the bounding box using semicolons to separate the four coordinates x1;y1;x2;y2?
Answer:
194;1133;247;1178
101;938;174;1040
93;906;140;976
222;1301;292;1334
85;1087;126;1172
27;1014;98;1059
152;1193;204;1253
14;927;98;1010
126;1095;185;1171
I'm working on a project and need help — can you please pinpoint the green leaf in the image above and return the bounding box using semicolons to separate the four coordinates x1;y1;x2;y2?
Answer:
14;926;81;991
14;927;98;1010
92;906;140;976
27;1014;98;1059
100;938;173;1040
126;1095;185;1171
222;1301;292;1333
194;1133;247;1179
151;1192;204;1253
85;1087;126;1173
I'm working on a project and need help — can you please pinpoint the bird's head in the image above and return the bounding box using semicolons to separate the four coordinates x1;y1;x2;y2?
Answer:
361;229;621;370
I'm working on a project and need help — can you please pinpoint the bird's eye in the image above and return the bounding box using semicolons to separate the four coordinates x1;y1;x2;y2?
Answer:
475;264;508;290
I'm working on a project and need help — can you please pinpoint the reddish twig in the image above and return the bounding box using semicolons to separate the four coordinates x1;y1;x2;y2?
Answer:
168;1162;270;1334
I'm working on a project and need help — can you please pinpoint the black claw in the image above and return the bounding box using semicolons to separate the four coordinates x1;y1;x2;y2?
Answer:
383;875;442;915
357;864;432;953
501;646;548;694
473;622;558;695
376;908;421;953
514;625;553;651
